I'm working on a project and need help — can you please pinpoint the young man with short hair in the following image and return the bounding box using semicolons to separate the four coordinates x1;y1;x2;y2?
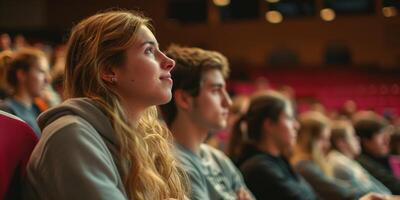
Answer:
160;45;253;200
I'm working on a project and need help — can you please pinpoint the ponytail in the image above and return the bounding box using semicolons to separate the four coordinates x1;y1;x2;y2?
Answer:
227;115;249;160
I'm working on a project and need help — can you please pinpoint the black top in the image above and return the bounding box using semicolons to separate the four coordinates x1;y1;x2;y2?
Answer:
357;152;400;194
238;144;318;200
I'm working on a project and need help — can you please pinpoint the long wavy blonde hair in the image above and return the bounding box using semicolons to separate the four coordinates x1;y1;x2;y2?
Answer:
64;10;187;199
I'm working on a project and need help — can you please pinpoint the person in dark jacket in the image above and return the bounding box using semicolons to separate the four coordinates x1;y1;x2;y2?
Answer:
354;111;400;194
232;90;318;200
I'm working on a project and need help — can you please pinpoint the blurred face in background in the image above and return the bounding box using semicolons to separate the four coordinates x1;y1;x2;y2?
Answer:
363;128;391;157
315;127;331;156
267;102;300;152
23;56;50;98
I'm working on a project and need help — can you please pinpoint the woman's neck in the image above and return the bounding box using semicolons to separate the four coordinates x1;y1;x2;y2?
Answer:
119;99;146;125
256;138;281;157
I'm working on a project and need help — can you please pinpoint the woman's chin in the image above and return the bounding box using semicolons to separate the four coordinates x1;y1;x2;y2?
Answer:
157;92;172;105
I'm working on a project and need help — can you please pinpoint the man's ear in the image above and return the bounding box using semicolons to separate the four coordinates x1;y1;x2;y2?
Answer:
174;89;193;110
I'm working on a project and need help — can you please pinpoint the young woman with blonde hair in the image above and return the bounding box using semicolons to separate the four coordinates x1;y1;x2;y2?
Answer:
24;10;187;200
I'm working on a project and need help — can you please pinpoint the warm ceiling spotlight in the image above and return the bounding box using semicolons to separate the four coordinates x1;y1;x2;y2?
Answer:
383;6;398;17
265;11;283;24
320;8;336;21
213;0;230;7
266;0;280;3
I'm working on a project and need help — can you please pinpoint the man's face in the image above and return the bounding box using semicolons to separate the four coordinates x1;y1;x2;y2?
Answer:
188;69;232;132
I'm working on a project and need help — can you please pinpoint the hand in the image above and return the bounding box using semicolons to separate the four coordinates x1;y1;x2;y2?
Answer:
236;188;253;200
386;195;400;200
359;193;386;200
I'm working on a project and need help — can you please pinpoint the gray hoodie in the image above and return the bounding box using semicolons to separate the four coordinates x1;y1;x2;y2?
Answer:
24;98;128;200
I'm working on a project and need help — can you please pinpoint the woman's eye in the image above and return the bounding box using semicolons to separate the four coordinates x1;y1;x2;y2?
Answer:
145;47;155;55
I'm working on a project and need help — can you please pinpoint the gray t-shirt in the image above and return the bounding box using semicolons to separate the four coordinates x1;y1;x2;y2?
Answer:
175;143;252;200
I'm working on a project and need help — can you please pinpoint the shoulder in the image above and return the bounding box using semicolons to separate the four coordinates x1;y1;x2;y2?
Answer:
40;114;107;153
241;154;277;170
32;114;111;165
356;154;380;169
295;160;323;176
0;100;15;115
241;154;287;180
200;143;229;160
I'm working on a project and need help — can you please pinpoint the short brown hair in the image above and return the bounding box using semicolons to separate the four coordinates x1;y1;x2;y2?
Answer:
4;48;45;89
159;45;230;126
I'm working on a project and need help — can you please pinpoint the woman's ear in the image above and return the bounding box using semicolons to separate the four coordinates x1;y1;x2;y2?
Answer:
262;118;273;133
101;66;116;83
174;89;193;110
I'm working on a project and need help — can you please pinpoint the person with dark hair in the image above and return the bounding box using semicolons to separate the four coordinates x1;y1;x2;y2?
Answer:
0;48;50;137
354;111;400;194
328;120;391;195
159;45;253;200
24;11;187;200
0;111;37;200
232;91;317;200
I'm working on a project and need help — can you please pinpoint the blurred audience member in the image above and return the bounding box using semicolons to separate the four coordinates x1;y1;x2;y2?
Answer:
235;91;317;200
292;111;381;200
13;34;29;51
49;44;66;100
338;100;357;120
0;33;12;52
328;120;391;195
0;48;50;137
354;111;400;194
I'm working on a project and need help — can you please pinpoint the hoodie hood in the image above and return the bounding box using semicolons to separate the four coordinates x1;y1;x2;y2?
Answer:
37;97;117;145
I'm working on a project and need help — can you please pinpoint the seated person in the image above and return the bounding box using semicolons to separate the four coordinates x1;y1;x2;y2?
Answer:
234;91;317;200
0;110;37;200
354;111;400;194
159;45;254;200
0;48;50;137
292;111;386;200
328;120;391;195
